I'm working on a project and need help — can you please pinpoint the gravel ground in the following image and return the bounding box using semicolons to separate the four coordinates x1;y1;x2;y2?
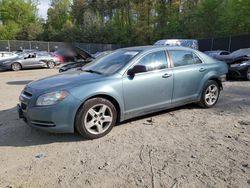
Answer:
0;69;249;188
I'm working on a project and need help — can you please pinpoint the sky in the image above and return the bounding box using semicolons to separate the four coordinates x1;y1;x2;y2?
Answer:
37;0;50;19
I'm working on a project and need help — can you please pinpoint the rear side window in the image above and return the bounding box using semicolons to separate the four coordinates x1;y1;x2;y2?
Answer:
220;51;230;55
169;50;202;67
136;50;168;72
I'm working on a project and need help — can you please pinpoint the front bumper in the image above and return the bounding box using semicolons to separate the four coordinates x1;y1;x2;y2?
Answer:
228;66;248;79
0;64;10;70
17;94;81;133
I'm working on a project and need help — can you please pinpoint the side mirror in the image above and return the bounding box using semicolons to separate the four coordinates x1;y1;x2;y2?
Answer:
127;65;147;77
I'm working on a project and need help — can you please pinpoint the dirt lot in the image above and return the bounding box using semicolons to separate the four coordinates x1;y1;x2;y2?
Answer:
0;69;249;188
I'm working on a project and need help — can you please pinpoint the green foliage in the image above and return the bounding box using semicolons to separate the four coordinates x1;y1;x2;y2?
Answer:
0;0;42;40
222;0;250;36
0;0;250;44
0;21;20;40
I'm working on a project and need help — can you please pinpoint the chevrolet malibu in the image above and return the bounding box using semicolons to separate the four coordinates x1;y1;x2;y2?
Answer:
18;46;228;139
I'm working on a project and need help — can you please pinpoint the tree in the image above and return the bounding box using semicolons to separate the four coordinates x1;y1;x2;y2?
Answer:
222;0;250;36
0;0;42;40
43;0;71;41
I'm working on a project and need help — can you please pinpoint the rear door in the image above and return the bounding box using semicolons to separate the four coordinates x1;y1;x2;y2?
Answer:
168;50;207;105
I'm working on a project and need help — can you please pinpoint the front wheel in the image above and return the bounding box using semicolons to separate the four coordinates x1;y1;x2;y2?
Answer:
11;63;21;71
198;80;220;108
75;98;117;139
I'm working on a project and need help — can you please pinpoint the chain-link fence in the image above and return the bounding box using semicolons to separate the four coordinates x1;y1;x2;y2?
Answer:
0;40;121;54
2;35;249;54
198;34;250;52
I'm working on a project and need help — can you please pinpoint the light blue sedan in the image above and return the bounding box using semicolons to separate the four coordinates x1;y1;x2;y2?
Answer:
18;46;228;139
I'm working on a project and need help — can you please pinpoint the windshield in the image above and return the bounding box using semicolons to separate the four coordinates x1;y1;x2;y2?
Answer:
82;49;141;75
16;52;27;58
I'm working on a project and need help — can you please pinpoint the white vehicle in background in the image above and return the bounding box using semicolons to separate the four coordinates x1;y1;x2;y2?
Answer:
0;52;17;61
154;39;199;50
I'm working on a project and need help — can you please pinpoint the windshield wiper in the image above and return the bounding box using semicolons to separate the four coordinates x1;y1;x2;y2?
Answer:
82;69;103;75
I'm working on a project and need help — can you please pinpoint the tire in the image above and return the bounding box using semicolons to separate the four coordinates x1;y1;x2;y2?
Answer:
47;61;55;69
197;80;220;108
246;67;250;81
11;63;21;71
75;98;117;139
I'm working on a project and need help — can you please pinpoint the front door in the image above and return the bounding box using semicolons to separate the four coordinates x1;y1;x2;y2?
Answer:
22;54;38;68
122;50;173;119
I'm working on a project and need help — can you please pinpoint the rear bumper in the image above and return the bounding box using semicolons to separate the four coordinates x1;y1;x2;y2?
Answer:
219;74;227;82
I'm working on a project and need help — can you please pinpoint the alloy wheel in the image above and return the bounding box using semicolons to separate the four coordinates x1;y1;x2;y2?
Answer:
204;84;219;106
12;63;21;71
84;104;113;135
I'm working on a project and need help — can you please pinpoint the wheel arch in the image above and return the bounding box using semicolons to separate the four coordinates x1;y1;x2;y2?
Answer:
11;62;22;69
208;76;222;90
198;76;222;100
74;94;122;127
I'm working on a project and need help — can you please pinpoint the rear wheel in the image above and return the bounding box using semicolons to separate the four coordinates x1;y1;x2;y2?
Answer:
198;80;220;108
11;63;21;71
47;61;55;69
246;67;250;81
75;98;117;139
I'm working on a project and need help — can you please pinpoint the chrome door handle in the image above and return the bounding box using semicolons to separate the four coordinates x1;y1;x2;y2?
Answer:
162;73;172;78
199;68;207;72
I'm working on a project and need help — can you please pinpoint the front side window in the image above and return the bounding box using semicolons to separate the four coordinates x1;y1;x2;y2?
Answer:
169;50;202;67
136;50;168;72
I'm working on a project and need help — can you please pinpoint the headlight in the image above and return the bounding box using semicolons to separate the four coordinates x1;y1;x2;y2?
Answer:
36;90;69;106
240;62;247;66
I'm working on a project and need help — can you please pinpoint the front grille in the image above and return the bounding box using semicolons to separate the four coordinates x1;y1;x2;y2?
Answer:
21;102;27;110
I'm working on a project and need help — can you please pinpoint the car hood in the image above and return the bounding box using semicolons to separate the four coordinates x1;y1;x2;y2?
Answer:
27;71;105;91
0;57;20;64
74;47;93;60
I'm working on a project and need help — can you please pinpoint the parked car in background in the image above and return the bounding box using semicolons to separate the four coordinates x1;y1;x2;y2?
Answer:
154;39;199;50
49;52;64;64
0;51;60;71
54;47;93;62
59;59;92;73
59;50;112;73
0;51;17;61
18;46;227;139
205;48;250;80
204;50;230;58
228;60;250;80
15;49;39;54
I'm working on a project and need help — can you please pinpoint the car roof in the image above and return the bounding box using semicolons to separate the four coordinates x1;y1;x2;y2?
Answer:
121;45;196;52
